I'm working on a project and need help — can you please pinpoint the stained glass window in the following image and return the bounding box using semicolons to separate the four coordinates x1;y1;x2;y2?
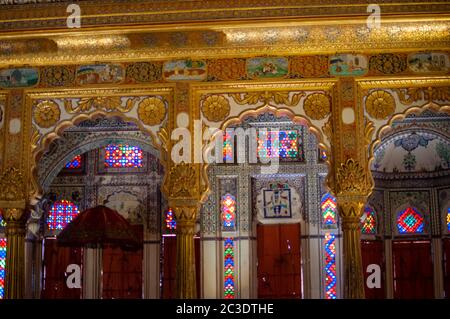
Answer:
165;208;176;230
65;155;82;169
361;206;377;234
321;193;337;225
47;200;80;230
257;130;299;159
224;238;235;299
397;207;424;234
104;144;143;168
222;194;236;229
0;238;6;299
447;207;450;232
324;233;337;299
223;131;233;162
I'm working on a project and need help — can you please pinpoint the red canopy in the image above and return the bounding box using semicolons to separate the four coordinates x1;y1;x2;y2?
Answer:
57;205;141;250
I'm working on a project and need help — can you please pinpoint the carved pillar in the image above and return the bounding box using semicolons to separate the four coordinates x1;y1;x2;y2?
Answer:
0;167;29;299
171;201;199;299
337;198;365;299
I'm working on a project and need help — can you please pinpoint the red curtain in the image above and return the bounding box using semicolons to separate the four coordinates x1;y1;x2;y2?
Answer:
361;240;385;299
257;223;301;299
102;225;143;299
161;235;201;298
392;240;434;299
443;239;450;299
41;238;82;299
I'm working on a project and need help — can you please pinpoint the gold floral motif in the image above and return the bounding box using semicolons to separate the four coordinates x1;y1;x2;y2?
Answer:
290;56;329;77
365;90;395;120
207;59;246;81
0;167;25;202
64;96;138;113
229;91;304;107
126;62;162;82
395;86;450;105
168;162;198;198
201;95;230;122
33;100;61;128
335;159;369;195
369;53;407;74
137;97;166;126
303;93;331;120
40;65;75;87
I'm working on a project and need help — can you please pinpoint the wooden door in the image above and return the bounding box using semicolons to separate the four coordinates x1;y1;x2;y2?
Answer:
392;240;433;299
41;238;82;299
102;225;143;299
257;223;301;299
361;240;385;299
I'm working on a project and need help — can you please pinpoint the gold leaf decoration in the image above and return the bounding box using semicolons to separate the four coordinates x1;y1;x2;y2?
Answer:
303;93;331;120
395;86;450;105
229;91;304;107
336;159;369;195
0;167;25;201
369;53;407;75
365;90;395;120
201;95;230;122
137;97;166;126
64;96;138;113
40;65;75;87
126;62;162;82
33;100;61;128
168;162;198;198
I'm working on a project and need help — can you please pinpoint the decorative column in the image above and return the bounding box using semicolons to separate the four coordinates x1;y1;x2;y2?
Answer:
171;200;199;299
337;197;366;299
0;168;29;299
163;162;205;299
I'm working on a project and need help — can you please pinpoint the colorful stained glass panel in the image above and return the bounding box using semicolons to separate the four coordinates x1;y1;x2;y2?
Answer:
324;233;336;299
361;206;377;234
47;200;80;230
397;207;424;234
257;130;299;159
104;144;143;168
165;208;176;230
321;193;337;225
224;238;235;299
65;155;82;169
0;238;6;299
221;194;236;229
447;207;450;232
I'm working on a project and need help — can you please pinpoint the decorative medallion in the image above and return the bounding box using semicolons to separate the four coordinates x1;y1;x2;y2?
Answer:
40;65;75;87
201;95;230;122
126;62;162;82
369;53;407;75
33;100;60;128
207;59;246;81
290;56;329;77
137;97;166;126
365;90;395;120
303;93;331;120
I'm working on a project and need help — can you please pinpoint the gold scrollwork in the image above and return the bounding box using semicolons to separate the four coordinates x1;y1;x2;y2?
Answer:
33;100;61;128
335;159;369;195
64;96;138;113
229;91;304;107
395;86;450;105
0;167;25;202
137;96;167;126
365;90;395;120
303;92;331;120
201;94;230;122
168;162;198;198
